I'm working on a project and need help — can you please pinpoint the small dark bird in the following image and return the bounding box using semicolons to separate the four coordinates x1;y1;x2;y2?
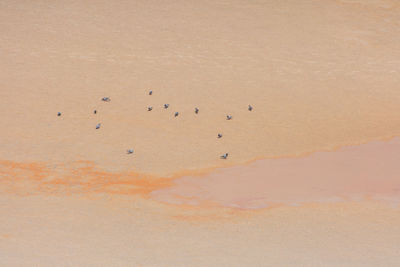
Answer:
149;90;153;95
195;108;199;114
148;106;153;111
217;133;223;138
174;112;179;117
248;105;253;111
226;115;232;120
96;123;101;129
57;112;61;116
127;149;134;154
220;153;229;159
94;110;97;114
164;104;169;109
101;97;111;102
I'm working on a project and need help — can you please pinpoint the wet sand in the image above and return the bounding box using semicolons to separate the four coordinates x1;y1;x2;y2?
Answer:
1;0;400;265
2;140;400;266
2;138;399;208
151;138;400;209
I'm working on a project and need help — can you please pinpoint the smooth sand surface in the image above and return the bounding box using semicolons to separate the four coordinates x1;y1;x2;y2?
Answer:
2;138;399;208
151;138;400;209
1;0;400;265
2;194;400;267
1;0;400;175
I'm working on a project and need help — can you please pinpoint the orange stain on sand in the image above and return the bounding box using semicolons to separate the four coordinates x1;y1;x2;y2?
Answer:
0;160;173;197
2;138;400;211
1;0;400;265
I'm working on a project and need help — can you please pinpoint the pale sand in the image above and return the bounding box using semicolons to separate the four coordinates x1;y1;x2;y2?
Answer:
1;0;400;175
2;138;399;208
1;194;400;267
1;138;400;266
151;138;400;209
1;0;400;265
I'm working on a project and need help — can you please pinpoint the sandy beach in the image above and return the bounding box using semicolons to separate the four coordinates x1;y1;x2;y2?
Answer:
1;0;400;265
2;194;400;266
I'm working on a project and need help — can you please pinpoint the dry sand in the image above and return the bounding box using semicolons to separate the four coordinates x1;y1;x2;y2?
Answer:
1;0;400;175
1;0;400;266
2;194;400;266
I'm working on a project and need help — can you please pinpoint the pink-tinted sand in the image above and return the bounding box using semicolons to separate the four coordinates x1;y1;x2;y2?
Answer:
1;0;400;264
151;138;400;209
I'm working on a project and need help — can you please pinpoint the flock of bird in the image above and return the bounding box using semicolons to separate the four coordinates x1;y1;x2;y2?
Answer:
57;90;253;160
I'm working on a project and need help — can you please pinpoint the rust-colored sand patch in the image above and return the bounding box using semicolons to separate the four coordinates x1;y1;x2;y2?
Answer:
0;160;173;197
